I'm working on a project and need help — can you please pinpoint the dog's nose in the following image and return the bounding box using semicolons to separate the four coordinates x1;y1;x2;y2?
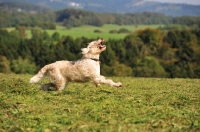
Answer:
100;38;104;42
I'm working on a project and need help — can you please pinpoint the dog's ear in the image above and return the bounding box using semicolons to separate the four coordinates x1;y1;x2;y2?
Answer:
81;48;89;54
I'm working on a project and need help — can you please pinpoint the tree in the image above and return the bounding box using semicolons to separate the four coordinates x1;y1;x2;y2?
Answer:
136;28;163;55
31;28;42;41
0;56;11;73
101;44;116;66
52;32;60;42
16;26;27;39
118;28;131;33
123;34;144;66
10;57;37;74
100;64;113;76
43;31;51;41
165;30;180;48
112;62;133;76
133;56;166;77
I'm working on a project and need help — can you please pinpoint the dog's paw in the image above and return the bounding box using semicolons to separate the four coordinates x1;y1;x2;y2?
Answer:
41;84;49;91
95;84;101;87
115;82;122;87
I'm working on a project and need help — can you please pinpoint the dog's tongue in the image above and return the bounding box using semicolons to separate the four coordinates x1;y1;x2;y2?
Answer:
99;44;106;49
100;44;104;48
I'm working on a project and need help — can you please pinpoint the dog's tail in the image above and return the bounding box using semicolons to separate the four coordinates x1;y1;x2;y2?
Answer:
29;64;50;83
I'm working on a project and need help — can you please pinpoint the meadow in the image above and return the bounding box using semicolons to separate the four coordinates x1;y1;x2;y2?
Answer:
0;73;199;131
21;24;163;40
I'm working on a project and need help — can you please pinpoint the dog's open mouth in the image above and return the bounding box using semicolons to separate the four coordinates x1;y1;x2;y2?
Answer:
98;43;106;49
98;39;106;49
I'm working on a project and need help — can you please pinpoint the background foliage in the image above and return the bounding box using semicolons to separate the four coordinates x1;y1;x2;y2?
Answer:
1;8;200;29
0;26;200;78
1;8;200;77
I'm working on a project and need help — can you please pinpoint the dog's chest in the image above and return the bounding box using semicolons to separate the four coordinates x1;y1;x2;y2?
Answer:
75;60;100;74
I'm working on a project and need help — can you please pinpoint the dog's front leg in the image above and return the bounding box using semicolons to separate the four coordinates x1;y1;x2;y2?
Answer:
94;76;122;87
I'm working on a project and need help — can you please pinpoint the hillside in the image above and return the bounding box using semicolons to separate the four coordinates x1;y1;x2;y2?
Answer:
1;6;200;29
0;2;54;13
0;0;200;16
0;73;199;131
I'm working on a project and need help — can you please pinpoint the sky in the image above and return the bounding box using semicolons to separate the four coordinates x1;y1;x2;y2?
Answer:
145;0;200;5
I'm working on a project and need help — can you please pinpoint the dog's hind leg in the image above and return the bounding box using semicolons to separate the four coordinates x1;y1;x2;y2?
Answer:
50;73;68;91
54;80;68;91
41;80;68;91
41;83;56;91
47;69;68;91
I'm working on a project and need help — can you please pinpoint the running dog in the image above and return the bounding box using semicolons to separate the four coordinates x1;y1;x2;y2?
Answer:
30;38;122;91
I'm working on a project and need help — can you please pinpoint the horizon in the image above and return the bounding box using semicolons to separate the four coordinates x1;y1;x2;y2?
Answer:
145;0;200;5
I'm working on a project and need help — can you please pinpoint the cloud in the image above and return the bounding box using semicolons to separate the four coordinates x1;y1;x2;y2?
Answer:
145;0;200;5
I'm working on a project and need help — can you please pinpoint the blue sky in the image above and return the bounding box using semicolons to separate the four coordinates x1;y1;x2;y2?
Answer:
145;0;200;5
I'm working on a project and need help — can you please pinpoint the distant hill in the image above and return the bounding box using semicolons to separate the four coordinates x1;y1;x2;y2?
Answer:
0;1;53;13
0;0;200;16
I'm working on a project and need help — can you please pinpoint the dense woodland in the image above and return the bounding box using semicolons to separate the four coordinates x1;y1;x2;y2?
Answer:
0;27;200;78
1;8;200;28
0;9;56;29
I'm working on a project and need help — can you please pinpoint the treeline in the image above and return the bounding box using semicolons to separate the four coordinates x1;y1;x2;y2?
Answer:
51;9;200;28
1;8;200;29
0;2;53;13
56;9;173;27
0;28;200;78
0;9;56;29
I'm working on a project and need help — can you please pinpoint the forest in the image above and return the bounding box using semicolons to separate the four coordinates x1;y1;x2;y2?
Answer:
1;8;200;28
0;27;200;78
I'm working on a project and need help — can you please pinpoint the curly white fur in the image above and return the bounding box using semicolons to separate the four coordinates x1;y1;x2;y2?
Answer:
30;38;122;91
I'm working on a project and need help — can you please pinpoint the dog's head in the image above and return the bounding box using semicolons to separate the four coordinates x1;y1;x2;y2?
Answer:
81;38;106;55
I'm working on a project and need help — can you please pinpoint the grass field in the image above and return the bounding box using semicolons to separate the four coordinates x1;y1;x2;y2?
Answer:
11;24;162;40
0;73;199;131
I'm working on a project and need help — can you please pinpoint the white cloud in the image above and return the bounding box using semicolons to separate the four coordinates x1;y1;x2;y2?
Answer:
145;0;200;5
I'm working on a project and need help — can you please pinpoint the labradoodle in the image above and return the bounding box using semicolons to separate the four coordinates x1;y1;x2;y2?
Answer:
29;38;122;91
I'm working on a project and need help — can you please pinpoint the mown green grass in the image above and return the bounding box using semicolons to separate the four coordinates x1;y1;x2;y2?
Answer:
0;73;199;132
23;24;163;40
